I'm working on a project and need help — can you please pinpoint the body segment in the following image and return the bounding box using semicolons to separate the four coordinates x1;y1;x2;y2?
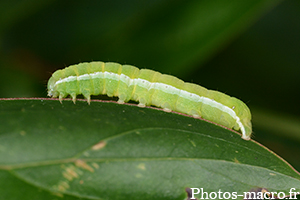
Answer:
48;61;252;140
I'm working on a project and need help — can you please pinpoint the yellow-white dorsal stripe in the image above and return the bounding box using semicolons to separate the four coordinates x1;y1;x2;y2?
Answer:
53;72;246;138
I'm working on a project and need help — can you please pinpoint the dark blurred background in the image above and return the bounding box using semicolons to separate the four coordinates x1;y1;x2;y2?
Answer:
1;0;299;173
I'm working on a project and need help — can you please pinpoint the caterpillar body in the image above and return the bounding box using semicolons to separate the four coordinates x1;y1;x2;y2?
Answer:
47;61;252;140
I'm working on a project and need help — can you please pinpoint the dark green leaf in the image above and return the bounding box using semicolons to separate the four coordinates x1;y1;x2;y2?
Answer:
0;99;299;200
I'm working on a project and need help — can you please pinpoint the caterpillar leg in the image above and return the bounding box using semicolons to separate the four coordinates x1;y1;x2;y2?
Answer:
59;92;68;103
59;94;63;103
117;94;127;104
86;96;91;105
138;103;146;107
117;99;125;104
162;102;172;112
163;108;172;112
70;93;77;104
138;97;147;107
189;110;201;118
83;93;91;105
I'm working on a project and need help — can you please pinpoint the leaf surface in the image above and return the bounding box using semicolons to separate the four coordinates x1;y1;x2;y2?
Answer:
0;98;299;199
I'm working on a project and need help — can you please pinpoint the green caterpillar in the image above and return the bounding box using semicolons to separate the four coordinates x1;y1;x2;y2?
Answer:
47;61;252;140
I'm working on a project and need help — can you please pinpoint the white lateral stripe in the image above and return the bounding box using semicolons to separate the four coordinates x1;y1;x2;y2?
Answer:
54;72;245;135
